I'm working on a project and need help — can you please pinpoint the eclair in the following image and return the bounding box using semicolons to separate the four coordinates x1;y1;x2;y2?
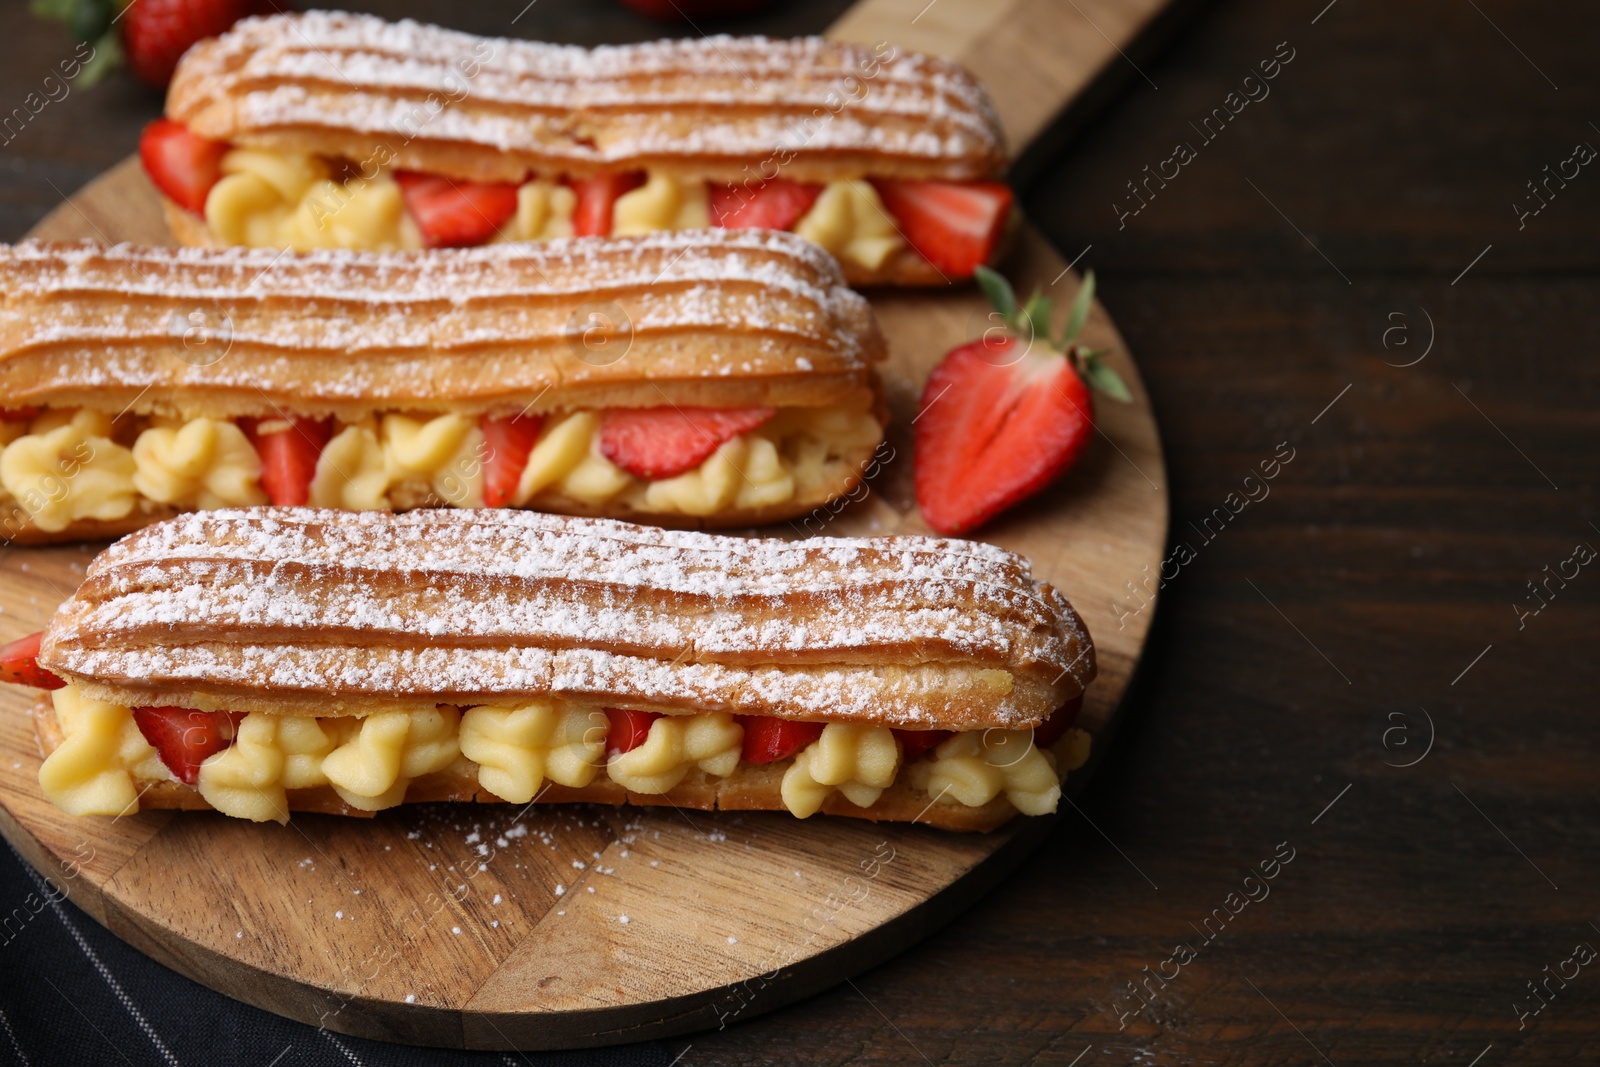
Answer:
143;11;1014;284
9;508;1096;831
0;231;887;544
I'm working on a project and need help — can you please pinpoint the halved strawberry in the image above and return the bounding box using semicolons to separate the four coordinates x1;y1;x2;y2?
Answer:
242;416;333;507
737;716;824;764
139;119;229;215
394;172;520;248
892;728;952;760
599;406;775;480
914;268;1128;535
1033;695;1084;750
131;706;246;786
570;172;646;237
710;178;824;231
0;407;39;422
481;414;544;509
873;179;1013;278
0;632;65;690
605;707;663;755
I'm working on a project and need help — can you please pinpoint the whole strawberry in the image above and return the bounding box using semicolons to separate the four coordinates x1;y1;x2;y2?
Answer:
914;267;1130;536
123;0;251;87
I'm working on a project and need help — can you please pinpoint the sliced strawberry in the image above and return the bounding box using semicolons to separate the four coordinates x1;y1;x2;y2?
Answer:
710;178;824;231
737;716;824;765
131;706;246;786
0;632;65;690
241;416;333;507
0;407;39;422
394;172;520;248
605;708;663;755
873;179;1013;278
599;406;775;480
480;413;543;509
570;172;646;237
892;728;952;760
139;119;230;215
1033;695;1084;750
914;336;1092;535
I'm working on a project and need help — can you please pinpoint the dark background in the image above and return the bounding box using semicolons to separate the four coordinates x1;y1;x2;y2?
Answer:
2;1;1597;1064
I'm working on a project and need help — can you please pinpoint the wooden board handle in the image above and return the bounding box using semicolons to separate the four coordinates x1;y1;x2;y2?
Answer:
829;0;1173;154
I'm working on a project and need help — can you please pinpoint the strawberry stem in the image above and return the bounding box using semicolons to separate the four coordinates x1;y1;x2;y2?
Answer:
976;265;1130;401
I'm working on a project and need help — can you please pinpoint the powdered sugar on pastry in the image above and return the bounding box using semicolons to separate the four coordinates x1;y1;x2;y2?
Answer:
42;509;1094;730
167;13;1006;184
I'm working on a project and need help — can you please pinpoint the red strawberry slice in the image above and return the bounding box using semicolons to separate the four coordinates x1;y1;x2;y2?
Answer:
0;632;65;690
892;728;952;760
1033;695;1084;750
605;708;663;755
599;406;775;480
0;407;39;422
131;706;246;786
873;179;1013;278
737;716;824;765
914;336;1093;535
570;172;647;237
710;178;824;231
139;119;230;215
394;172;520;248
242;416;333;507
480;414;544;509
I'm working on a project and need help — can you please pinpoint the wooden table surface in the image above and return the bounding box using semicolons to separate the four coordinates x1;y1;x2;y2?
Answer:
1;1;1596;1065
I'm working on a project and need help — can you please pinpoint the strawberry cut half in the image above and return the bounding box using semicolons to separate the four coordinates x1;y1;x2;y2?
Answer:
570;172;647;237
395;172;520;248
892;728;952;760
599;406;776;480
481;414;544;508
914;336;1092;535
242;416;333;507
1033;695;1084;750
710;178;824;231
605;708;663;755
132;706;246;786
0;632;65;690
139;119;229;215
873;179;1013;278
0;407;39;422
737;716;824;764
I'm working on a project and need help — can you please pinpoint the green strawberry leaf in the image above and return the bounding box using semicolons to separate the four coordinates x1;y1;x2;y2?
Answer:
1077;348;1132;403
30;0;77;21
75;31;121;88
1059;270;1096;348
974;265;1017;329
1020;289;1054;346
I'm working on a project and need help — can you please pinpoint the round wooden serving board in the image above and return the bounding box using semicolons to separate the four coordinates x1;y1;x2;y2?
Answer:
0;0;1173;1049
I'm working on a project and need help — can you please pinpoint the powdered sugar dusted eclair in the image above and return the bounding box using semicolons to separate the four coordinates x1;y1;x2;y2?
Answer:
145;11;1015;285
0;231;886;543
12;509;1096;830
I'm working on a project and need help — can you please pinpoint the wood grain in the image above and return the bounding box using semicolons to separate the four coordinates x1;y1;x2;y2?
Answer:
0;0;1175;1049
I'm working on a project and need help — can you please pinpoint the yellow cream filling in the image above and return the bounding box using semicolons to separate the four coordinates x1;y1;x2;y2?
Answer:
0;404;879;527
199;150;901;266
611;170;711;235
0;410;138;533
781;722;899;818
204;149;579;251
38;685;1083;824
510;405;881;517
793;180;905;271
